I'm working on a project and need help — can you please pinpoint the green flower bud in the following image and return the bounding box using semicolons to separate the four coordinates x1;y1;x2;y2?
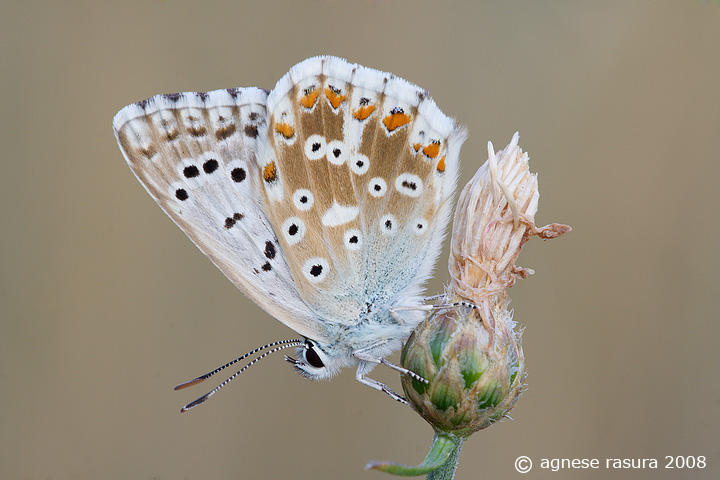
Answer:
401;299;526;437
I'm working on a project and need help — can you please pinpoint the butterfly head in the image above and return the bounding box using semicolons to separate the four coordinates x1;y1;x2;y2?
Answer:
285;338;346;380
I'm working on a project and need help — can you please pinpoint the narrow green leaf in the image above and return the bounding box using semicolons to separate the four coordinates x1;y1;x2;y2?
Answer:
365;435;456;476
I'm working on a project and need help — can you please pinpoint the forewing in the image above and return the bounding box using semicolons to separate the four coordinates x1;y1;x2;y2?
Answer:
258;57;467;323
113;88;329;342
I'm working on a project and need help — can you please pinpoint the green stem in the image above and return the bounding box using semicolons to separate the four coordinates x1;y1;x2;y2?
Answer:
427;434;463;480
366;434;460;476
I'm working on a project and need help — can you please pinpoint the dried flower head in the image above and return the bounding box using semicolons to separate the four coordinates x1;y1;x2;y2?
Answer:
401;132;570;437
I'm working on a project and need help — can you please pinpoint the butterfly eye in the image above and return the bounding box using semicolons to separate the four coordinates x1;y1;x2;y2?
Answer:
304;343;325;369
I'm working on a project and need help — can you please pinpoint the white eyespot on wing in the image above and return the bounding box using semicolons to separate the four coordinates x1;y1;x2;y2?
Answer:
344;229;362;250
395;173;423;197
321;202;359;227
380;214;397;236
304;134;326;160
226;159;250;186
292;189;314;211
349;153;369;175
282;217;306;245
325;139;348;165
368;177;387;197
303;257;329;283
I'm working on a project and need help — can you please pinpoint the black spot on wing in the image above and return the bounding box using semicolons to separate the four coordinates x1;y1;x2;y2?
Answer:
224;212;244;229
183;165;200;178
231;167;246;183
264;241;276;260
244;124;259;138
401;180;417;191
203;159;219;174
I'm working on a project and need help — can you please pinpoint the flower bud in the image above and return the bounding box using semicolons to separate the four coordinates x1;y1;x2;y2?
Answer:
401;300;525;437
401;133;569;437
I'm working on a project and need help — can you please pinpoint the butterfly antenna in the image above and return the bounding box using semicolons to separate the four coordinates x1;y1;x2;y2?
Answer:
173;339;303;391
177;340;304;413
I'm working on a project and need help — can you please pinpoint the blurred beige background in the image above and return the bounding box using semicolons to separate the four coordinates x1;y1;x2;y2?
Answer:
1;1;718;479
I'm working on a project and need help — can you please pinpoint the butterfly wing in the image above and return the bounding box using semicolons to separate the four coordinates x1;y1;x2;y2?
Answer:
112;88;330;342
258;56;467;324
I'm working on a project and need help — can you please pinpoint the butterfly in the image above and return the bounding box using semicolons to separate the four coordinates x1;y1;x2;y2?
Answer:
113;56;467;410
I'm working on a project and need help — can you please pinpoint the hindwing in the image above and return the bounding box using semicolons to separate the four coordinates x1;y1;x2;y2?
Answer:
257;57;467;323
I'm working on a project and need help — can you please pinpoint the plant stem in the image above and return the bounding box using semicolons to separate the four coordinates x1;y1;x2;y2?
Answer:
427;434;463;480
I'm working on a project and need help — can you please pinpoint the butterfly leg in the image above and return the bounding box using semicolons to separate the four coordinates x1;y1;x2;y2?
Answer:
388;305;434;325
422;294;444;302
355;362;409;405
354;349;429;385
439;301;480;310
390;305;434;313
392;301;480;315
394;301;488;329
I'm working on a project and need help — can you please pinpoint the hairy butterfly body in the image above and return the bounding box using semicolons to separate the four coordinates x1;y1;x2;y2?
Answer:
113;56;467;408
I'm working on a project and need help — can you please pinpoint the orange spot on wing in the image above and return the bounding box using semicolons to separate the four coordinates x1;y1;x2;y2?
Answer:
383;111;411;132
324;87;346;109
263;161;277;182
300;88;320;109
353;104;376;120
275;122;294;139
436;156;446;172
422;141;441;158
413;143;422;152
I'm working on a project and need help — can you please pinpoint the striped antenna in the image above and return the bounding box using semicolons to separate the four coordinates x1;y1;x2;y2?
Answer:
175;339;303;412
